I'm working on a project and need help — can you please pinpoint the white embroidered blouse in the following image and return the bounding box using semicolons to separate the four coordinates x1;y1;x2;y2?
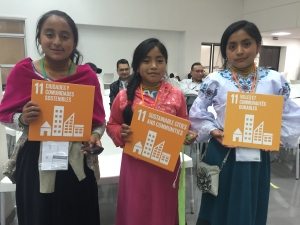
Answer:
189;68;300;147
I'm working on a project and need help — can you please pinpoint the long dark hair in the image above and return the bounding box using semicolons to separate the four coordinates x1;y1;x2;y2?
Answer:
35;10;82;64
123;38;168;125
220;20;262;68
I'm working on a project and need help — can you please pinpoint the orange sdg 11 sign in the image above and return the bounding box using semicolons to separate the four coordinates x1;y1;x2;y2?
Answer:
124;104;190;172
223;91;284;151
28;79;95;141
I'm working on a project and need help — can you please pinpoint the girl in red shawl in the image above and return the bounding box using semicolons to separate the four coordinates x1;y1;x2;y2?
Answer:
0;10;105;225
106;38;195;225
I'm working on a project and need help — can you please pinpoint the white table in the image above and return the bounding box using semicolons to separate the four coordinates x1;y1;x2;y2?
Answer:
98;153;122;185
180;152;195;213
98;152;195;213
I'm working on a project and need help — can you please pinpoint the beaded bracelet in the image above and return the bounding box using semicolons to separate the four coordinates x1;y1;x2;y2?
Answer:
91;132;101;139
18;114;28;128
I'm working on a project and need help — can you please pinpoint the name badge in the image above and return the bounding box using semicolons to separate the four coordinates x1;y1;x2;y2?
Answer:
39;141;69;170
236;147;261;162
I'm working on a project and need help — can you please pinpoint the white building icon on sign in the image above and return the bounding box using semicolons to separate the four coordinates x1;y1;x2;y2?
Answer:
52;106;64;136
132;130;171;166
151;141;165;162
142;130;156;157
133;142;143;154
232;114;273;146
39;106;85;137
160;152;171;165
64;113;75;136
40;121;51;136
243;114;254;143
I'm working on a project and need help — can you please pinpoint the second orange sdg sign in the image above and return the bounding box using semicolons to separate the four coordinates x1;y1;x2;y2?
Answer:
124;104;190;172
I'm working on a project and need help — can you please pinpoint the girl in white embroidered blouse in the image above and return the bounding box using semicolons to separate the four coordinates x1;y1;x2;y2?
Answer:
189;20;300;225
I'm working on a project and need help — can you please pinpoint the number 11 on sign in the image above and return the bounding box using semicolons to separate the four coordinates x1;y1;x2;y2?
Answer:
231;93;239;104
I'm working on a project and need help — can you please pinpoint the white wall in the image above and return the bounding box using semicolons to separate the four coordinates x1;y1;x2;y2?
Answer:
262;37;300;80
243;0;300;32
78;25;184;77
1;0;299;81
3;0;300;78
241;0;300;80
0;0;243;76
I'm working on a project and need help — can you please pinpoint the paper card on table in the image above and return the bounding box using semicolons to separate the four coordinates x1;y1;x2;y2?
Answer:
124;104;190;172
29;79;95;141
223;91;283;151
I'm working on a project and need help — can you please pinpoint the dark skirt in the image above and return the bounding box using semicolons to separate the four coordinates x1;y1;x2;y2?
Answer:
197;138;270;225
15;141;100;225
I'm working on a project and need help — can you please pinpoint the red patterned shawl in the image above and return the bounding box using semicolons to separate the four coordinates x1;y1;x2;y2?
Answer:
0;58;105;126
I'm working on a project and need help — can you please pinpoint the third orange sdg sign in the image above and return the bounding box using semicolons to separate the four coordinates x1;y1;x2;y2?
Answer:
223;91;284;151
124;104;190;172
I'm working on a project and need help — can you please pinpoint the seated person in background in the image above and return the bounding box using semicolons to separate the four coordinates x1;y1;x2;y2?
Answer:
175;75;181;81
86;62;102;74
180;62;205;95
180;62;206;112
166;72;181;89
109;59;131;108
86;62;104;97
168;73;181;82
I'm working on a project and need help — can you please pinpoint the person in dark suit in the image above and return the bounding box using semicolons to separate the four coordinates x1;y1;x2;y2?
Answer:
109;59;131;108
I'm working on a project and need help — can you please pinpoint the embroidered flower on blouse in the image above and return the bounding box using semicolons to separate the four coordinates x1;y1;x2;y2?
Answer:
220;70;232;80
280;82;290;98
205;88;215;98
200;82;218;101
220;67;268;90
200;83;208;93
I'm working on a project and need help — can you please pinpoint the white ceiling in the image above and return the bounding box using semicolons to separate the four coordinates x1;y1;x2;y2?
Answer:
261;27;300;39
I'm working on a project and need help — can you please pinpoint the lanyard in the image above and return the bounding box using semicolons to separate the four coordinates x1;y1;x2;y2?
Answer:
140;84;160;107
231;66;257;93
40;57;74;79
